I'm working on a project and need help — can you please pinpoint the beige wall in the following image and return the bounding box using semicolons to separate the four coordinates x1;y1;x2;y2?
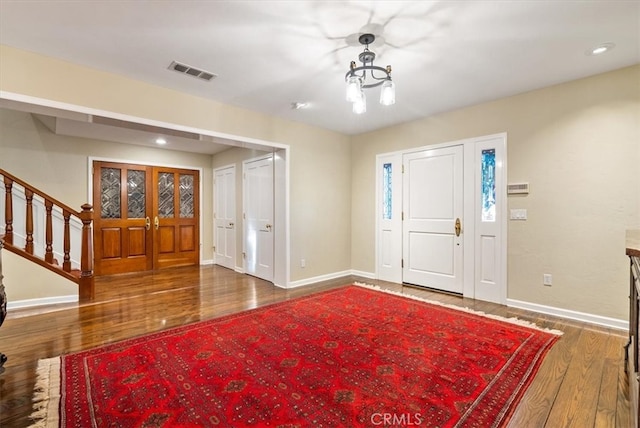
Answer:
351;65;640;320
3;249;77;302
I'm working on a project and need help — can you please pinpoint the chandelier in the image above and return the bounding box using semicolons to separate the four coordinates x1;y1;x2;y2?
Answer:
345;33;396;114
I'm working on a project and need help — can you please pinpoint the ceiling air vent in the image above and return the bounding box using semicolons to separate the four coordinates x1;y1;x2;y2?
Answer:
507;182;529;195
168;61;217;81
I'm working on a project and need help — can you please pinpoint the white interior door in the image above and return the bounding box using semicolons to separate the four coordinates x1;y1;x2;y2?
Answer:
214;165;236;270
243;155;274;281
403;145;464;293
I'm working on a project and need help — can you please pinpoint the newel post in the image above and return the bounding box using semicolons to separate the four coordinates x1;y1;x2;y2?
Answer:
78;204;95;302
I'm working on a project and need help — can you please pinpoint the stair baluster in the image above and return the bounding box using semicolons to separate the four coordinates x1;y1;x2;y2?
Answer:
0;169;94;302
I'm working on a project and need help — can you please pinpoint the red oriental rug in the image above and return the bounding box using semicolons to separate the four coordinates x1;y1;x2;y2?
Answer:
31;284;561;427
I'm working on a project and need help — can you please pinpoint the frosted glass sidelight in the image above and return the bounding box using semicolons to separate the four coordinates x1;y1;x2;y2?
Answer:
101;168;121;219
383;163;392;220
481;149;496;222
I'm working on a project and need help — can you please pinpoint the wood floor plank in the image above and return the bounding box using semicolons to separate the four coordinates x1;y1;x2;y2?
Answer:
595;334;625;426
0;267;632;427
545;328;609;427
506;321;581;427
617;359;633;428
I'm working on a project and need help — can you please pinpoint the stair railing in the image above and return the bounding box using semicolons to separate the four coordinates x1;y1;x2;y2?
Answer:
0;168;94;301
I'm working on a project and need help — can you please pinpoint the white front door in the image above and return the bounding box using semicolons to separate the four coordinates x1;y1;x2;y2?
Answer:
214;165;236;270
403;145;464;293
243;156;274;281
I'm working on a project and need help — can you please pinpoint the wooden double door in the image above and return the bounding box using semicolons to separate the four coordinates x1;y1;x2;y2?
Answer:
93;161;200;275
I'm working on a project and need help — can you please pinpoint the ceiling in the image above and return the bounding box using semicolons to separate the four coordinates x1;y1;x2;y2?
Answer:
1;1;639;145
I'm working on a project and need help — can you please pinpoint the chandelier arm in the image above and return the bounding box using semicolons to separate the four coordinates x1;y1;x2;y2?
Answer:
345;65;391;88
367;69;391;81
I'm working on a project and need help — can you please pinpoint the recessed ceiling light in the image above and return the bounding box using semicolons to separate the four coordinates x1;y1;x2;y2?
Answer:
156;138;167;145
587;42;615;56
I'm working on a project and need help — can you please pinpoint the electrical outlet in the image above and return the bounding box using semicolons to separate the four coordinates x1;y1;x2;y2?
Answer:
301;259;306;268
543;274;552;286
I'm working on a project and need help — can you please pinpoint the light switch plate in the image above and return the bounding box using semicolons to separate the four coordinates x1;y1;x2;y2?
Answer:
510;209;527;220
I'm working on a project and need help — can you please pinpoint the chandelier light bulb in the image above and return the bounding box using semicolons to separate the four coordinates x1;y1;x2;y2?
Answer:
346;75;363;102
380;79;396;106
353;90;366;114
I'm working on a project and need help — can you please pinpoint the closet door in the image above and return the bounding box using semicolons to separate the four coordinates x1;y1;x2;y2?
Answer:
243;156;273;281
214;165;236;270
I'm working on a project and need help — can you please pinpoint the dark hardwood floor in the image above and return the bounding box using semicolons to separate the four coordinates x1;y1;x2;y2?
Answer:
0;265;632;427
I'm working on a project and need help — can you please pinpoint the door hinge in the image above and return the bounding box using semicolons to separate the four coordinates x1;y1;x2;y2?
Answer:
401;259;404;268
242;251;246;259
213;245;216;252
401;211;404;221
243;213;246;220
402;164;405;173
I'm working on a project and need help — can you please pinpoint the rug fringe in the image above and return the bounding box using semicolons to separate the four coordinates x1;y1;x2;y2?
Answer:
29;357;62;428
354;282;564;336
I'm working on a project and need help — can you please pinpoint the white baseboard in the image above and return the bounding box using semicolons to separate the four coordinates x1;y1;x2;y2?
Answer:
351;270;376;280
507;298;628;331
8;295;78;311
288;270;355;288
206;260;243;273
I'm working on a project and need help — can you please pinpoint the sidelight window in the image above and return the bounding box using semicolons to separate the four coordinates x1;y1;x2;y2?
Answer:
383;163;392;220
481;149;496;222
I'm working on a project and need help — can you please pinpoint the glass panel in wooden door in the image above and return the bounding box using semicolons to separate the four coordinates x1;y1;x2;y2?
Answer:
93;162;153;275
152;167;200;269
